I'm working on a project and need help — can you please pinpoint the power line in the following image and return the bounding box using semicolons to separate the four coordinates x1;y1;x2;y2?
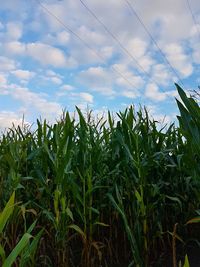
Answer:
79;0;162;89
34;0;141;90
186;0;200;41
124;0;184;87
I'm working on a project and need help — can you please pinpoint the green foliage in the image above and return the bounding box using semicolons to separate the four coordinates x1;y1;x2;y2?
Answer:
0;84;200;266
180;254;190;267
2;233;32;267
0;193;42;267
0;192;15;234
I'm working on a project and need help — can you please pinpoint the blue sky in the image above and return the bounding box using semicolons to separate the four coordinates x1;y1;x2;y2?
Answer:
0;0;200;130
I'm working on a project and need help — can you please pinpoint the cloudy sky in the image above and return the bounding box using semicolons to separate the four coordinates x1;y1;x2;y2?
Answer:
0;0;200;129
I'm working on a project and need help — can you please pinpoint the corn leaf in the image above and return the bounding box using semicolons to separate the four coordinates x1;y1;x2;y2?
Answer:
2;233;32;267
0;192;15;234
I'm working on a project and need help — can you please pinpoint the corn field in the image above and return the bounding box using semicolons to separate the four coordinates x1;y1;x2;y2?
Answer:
1;84;200;267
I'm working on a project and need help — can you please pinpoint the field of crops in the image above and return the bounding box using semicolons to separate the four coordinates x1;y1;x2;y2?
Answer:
1;84;200;267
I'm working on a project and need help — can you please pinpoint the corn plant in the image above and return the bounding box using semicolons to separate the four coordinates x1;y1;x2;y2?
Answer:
0;84;200;266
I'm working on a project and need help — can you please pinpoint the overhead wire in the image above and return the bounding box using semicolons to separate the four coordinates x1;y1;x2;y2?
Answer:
124;0;185;87
35;0;140;90
79;0;163;89
186;0;200;41
186;0;200;93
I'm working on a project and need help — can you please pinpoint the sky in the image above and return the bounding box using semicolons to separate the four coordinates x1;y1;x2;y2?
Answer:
0;0;200;130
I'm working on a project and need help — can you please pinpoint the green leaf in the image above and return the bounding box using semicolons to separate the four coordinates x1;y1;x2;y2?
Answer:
68;224;86;240
166;195;182;210
183;254;190;267
186;216;200;224
176;83;200;120
19;229;43;267
94;222;109;227
0;244;6;263
0;192;15;234
108;193;143;266
89;207;100;215
135;190;142;202
26;220;37;234
3;233;32;267
66;207;74;221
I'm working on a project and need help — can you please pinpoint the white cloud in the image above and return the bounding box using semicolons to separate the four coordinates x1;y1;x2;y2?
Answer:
190;24;200;38
0;73;7;84
78;66;112;87
69;45;103;65
61;84;74;91
12;86;62;114
90;87;115;96
46;70;62;77
57;84;75;97
0;22;4;30
0;82;63;120
164;43;193;78
78;65;143;98
0;56;16;71
6;22;23;40
39;2;70;32
43;31;70;46
69;92;94;109
77;25;106;46
189;25;200;64
121;90;139;98
45;70;53;76
151;64;171;85
131;0;198;42
192;46;200;64
126;38;148;59
50;76;62;85
26;42;76;67
100;46;114;59
145;83;172;101
137;55;155;72
43;69;63;85
56;31;70;45
0;111;25;131
4;41;25;55
113;63;144;89
79;92;93;103
115;74;143;89
0;0;28;16
11;69;35;80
